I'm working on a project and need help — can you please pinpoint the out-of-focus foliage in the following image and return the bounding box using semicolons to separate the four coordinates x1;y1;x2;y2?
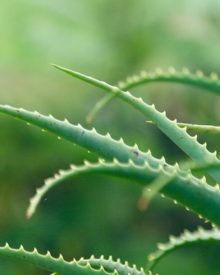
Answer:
0;0;220;274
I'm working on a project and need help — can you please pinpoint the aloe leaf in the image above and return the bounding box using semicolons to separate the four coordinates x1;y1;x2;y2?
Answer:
53;65;220;182
0;244;117;274
87;68;220;122
0;104;209;222
78;255;145;275
118;68;220;94
26;159;175;218
173;123;220;134
0;104;168;170
147;121;220;135
27;158;220;226
26;159;169;218
52;255;146;275
147;227;220;270
138;161;220;211
2;105;220;224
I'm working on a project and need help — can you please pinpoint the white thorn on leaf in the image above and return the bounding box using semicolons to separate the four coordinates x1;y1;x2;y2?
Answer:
105;132;111;138
64;118;70;124
215;184;220;190
140;70;147;78
118;137;124;143
133;143;139;150
70;164;76;169
196;70;204;78
84;160;91;166
113;158;119;165
168;67;176;74
58;254;64;260
210;72;218;80
182;67;190;75
118;81;125;88
157;243;166;250
19;245;24;250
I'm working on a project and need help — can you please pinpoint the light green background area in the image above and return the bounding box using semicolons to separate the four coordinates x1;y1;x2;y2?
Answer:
0;1;220;274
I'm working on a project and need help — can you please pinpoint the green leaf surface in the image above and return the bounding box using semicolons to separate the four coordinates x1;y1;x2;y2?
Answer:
147;121;220;135
26;158;220;227
87;68;220;122
147;227;220;270
0;244;116;274
1;105;220;225
53;65;220;182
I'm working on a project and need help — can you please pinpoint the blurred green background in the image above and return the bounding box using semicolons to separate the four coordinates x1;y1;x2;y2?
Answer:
1;0;220;274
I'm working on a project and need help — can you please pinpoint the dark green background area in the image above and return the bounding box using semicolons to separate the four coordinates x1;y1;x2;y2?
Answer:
1;1;220;274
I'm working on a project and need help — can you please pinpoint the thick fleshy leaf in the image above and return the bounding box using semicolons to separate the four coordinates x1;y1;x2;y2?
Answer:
26;159;220;227
147;227;220;270
0;244;117;274
87;68;220;122
53;65;220;182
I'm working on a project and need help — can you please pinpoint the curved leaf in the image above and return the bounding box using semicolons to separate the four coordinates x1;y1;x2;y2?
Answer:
2;105;220;225
0;244;116;274
53;65;220;182
147;227;220;270
118;68;220;94
78;255;145;275
87;68;220;122
138;161;220;211
147;121;220;135
0;105;164;168
26;159;220;227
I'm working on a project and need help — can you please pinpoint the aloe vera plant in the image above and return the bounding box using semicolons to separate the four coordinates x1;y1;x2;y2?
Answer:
1;65;220;274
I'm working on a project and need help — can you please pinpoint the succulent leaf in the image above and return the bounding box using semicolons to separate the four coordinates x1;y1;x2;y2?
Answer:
147;227;220;270
53;65;220;182
118;68;220;94
1;105;220;224
27;159;220;226
0;104;162;168
78;255;145;275
139;160;220;210
147;121;220;135
87;68;220;122
0;244;117;274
